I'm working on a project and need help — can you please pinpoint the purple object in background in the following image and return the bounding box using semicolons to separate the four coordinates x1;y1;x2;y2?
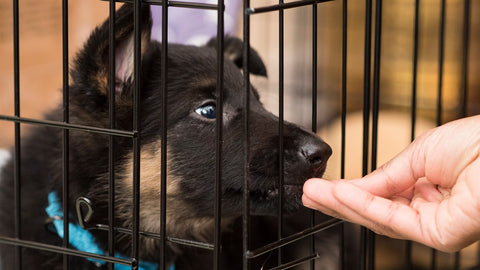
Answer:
151;0;241;45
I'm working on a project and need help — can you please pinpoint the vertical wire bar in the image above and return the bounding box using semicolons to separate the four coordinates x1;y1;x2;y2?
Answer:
460;0;470;119
369;0;383;269
243;3;251;270
410;0;420;143
160;1;169;269
132;1;142;268
277;0;285;266
12;0;22;268
454;252;460;270
362;0;372;181
454;3;471;268
361;0;373;269
61;0;70;269
213;1;224;269
407;0;420;269
309;3;318;270
371;0;382;173
431;1;446;267
340;0;348;269
108;1;117;269
436;0;446;127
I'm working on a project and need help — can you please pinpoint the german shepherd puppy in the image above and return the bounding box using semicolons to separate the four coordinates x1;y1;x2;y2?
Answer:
0;4;334;270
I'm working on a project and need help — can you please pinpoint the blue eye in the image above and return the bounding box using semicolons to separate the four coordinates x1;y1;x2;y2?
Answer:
195;103;216;119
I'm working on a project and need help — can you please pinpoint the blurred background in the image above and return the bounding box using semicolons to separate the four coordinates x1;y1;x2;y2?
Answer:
0;0;479;269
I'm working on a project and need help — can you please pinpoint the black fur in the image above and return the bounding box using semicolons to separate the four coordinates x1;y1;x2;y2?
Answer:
0;4;336;270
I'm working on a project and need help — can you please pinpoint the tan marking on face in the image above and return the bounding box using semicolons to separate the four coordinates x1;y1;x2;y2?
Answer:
94;69;109;95
116;140;222;246
191;77;216;90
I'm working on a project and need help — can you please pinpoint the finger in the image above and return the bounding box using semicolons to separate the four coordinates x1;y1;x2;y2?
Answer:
303;179;413;238
301;194;343;219
328;181;431;242
302;179;343;217
302;178;367;223
413;178;444;202
304;179;477;252
329;181;473;252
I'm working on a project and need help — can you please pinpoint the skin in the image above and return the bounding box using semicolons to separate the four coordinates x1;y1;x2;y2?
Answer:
302;115;480;252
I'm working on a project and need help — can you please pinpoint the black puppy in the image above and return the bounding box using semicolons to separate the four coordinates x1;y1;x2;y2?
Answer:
0;4;333;270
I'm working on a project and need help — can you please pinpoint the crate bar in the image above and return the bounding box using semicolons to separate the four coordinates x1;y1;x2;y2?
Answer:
361;0;372;190
246;218;343;259
371;0;382;174
277;0;285;266
269;253;321;270
454;1;471;267
407;0;421;269
460;0;471;119
454;252;460;270
436;0;446;127
164;237;212;250
146;0;217;9
410;0;420;143
246;0;333;14
12;0;22;268
431;1;446;267
160;0;169;269
368;0;383;269
340;1;348;269
101;0;218;10
61;0;70;268
108;1;117;269
311;5;318;136
340;1;348;192
213;0;224;269
0;236;132;267
361;0;373;269
243;0;251;268
132;1;143;269
93;224;215;250
361;0;372;187
310;2;318;270
0;115;136;138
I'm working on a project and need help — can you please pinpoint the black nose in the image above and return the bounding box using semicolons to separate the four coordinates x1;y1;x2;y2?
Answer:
301;141;332;172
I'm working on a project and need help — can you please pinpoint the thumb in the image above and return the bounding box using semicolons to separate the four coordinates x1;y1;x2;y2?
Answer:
349;139;426;198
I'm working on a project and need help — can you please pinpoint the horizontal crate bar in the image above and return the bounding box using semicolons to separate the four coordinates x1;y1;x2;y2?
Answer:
247;0;333;15
0;115;136;138
100;0;219;10
0;236;131;267
94;224;214;250
269;253;320;270
246;218;343;259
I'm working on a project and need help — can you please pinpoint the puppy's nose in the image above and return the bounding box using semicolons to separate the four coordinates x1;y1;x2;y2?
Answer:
301;142;332;172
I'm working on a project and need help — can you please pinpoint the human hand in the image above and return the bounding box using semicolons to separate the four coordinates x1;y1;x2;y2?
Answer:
302;115;480;252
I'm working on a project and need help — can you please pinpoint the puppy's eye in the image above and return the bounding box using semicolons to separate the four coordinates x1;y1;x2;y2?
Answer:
195;103;216;119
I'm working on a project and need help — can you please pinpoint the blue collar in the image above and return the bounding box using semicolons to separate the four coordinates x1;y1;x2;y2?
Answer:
45;192;174;270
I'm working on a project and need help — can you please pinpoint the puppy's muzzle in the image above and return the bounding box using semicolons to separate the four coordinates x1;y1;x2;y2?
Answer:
299;137;332;175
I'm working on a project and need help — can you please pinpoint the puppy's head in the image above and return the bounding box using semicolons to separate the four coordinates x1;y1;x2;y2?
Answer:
71;4;331;237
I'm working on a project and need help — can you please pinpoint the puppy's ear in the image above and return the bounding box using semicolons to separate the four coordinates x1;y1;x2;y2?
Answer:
206;37;267;77
72;3;152;98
